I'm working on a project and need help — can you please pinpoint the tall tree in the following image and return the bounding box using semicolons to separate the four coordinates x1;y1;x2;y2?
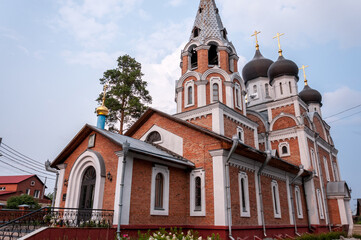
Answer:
97;55;152;134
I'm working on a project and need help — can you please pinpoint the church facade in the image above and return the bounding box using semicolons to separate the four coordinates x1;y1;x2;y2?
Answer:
50;0;353;238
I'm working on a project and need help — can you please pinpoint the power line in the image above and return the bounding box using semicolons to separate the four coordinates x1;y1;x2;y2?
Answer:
328;110;361;124
324;104;361;119
0;146;44;169
1;142;45;167
0;154;55;179
0;157;55;180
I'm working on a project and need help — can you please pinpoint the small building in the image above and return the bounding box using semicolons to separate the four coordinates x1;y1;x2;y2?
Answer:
0;175;51;206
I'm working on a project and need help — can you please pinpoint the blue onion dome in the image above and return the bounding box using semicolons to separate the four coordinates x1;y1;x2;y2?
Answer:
268;55;299;85
299;85;322;105
242;49;274;85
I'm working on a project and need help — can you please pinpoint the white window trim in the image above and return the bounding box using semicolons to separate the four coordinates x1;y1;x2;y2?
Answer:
239;172;250;217
185;80;195;108
190;169;206;216
316;189;325;219
150;165;169;216
237;127;244;143
0;187;5;191
234;83;242;110
210;77;223;103
34;190;40;199
310;148;319;176
323;157;330;182
294;186;303;219
271;180;281;218
26;189;30;195
279;142;290;157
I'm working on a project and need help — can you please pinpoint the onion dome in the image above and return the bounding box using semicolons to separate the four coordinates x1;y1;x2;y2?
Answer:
242;49;273;84
299;85;322;105
268;55;299;84
96;105;109;116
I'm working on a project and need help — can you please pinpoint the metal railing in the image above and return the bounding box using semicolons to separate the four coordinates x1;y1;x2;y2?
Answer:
0;207;114;240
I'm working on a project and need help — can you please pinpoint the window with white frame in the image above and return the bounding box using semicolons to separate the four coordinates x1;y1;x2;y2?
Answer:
185;81;195;107
310;148;319;176
190;169;205;216
150;165;169;215
210;78;222;103
34;190;40;199
265;83;270;97
237;127;244;143
30;181;35;186
25;189;30;195
271;180;281;218
234;83;242;109
289;81;292;94
239;172;250;217
278;142;290;157
294;186;303;219
316;189;325;219
0;186;5;191
323;157;330;182
333;162;339;181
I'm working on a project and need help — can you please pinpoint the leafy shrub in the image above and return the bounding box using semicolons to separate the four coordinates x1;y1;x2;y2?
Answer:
6;194;40;209
286;232;347;240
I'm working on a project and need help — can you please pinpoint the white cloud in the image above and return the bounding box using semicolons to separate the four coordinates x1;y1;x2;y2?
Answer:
169;0;183;7
322;87;361;125
220;0;361;48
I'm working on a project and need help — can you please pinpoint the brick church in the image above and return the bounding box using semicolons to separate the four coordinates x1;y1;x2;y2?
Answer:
50;0;353;238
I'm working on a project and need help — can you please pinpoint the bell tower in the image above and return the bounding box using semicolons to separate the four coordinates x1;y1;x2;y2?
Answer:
175;0;246;115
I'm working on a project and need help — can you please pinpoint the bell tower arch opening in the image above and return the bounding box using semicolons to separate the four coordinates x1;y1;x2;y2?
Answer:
208;43;219;66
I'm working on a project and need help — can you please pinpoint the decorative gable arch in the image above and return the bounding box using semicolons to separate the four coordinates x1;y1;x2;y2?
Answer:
177;71;202;88
270;113;300;131
65;150;106;210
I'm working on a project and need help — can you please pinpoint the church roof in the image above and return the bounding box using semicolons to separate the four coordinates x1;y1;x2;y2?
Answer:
190;0;228;44
51;124;194;169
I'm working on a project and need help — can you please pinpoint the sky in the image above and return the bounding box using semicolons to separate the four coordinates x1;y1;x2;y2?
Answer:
0;0;361;212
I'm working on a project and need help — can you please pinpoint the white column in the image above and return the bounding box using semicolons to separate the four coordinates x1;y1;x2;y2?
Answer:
254;166;262;225
54;164;66;208
286;175;294;224
176;87;183;113
297;128;311;169
304;179;320;224
113;152;134;225
211;151;227;226
224;82;234;109
212;106;224;135
196;80;207;107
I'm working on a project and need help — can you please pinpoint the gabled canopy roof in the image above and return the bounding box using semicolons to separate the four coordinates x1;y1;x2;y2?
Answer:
0;175;39;184
327;181;351;199
51;124;194;169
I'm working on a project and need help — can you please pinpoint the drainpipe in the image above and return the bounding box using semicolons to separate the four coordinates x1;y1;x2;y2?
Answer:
117;141;130;240
225;136;239;240
45;160;59;208
257;132;272;237
314;136;332;232
289;165;304;236
302;171;315;232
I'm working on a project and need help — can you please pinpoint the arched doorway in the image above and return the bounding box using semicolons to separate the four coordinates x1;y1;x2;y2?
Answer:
78;166;96;222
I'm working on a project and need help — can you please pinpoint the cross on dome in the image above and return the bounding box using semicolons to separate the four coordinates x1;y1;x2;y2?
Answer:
273;32;285;56
251;30;261;50
299;65;309;85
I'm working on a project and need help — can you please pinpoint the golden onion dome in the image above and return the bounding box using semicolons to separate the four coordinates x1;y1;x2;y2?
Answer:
96;105;109;116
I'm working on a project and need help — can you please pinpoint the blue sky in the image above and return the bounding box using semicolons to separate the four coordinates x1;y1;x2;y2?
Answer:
0;0;361;211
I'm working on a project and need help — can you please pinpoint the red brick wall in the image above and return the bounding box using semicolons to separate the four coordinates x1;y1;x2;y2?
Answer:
247;113;266;134
188;115;212;131
219;50;230;73
229;167;258;226
271;138;301;166
223;117;255;147
271;104;295;119
291;184;308;226
272;116;297;131
328;199;341;225
313;117;326;141
59;131;121;210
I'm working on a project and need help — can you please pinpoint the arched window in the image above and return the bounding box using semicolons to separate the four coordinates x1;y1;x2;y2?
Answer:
237;127;244;143
316;189;325;219
155;173;164;209
265;83;270;97
323;157;330;181
208;44;218;65
188;86;193;105
146;131;161;143
271;180;281;218
289;81;292;93
310;148;319;176
190;46;198;69
282;146;288;154
235;88;240;107
79;166;96;210
295;186;303;218
193;27;199;38
195;177;201;211
280;82;283;95
253;85;257;93
279;142;290;157
212;83;219;102
239;172;250;217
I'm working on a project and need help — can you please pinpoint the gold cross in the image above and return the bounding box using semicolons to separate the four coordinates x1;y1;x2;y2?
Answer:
251;30;261;50
273;32;285;56
102;84;108;106
299;65;309;85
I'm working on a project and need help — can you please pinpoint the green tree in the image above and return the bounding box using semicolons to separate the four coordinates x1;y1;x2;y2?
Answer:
97;55;152;134
7;194;40;209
